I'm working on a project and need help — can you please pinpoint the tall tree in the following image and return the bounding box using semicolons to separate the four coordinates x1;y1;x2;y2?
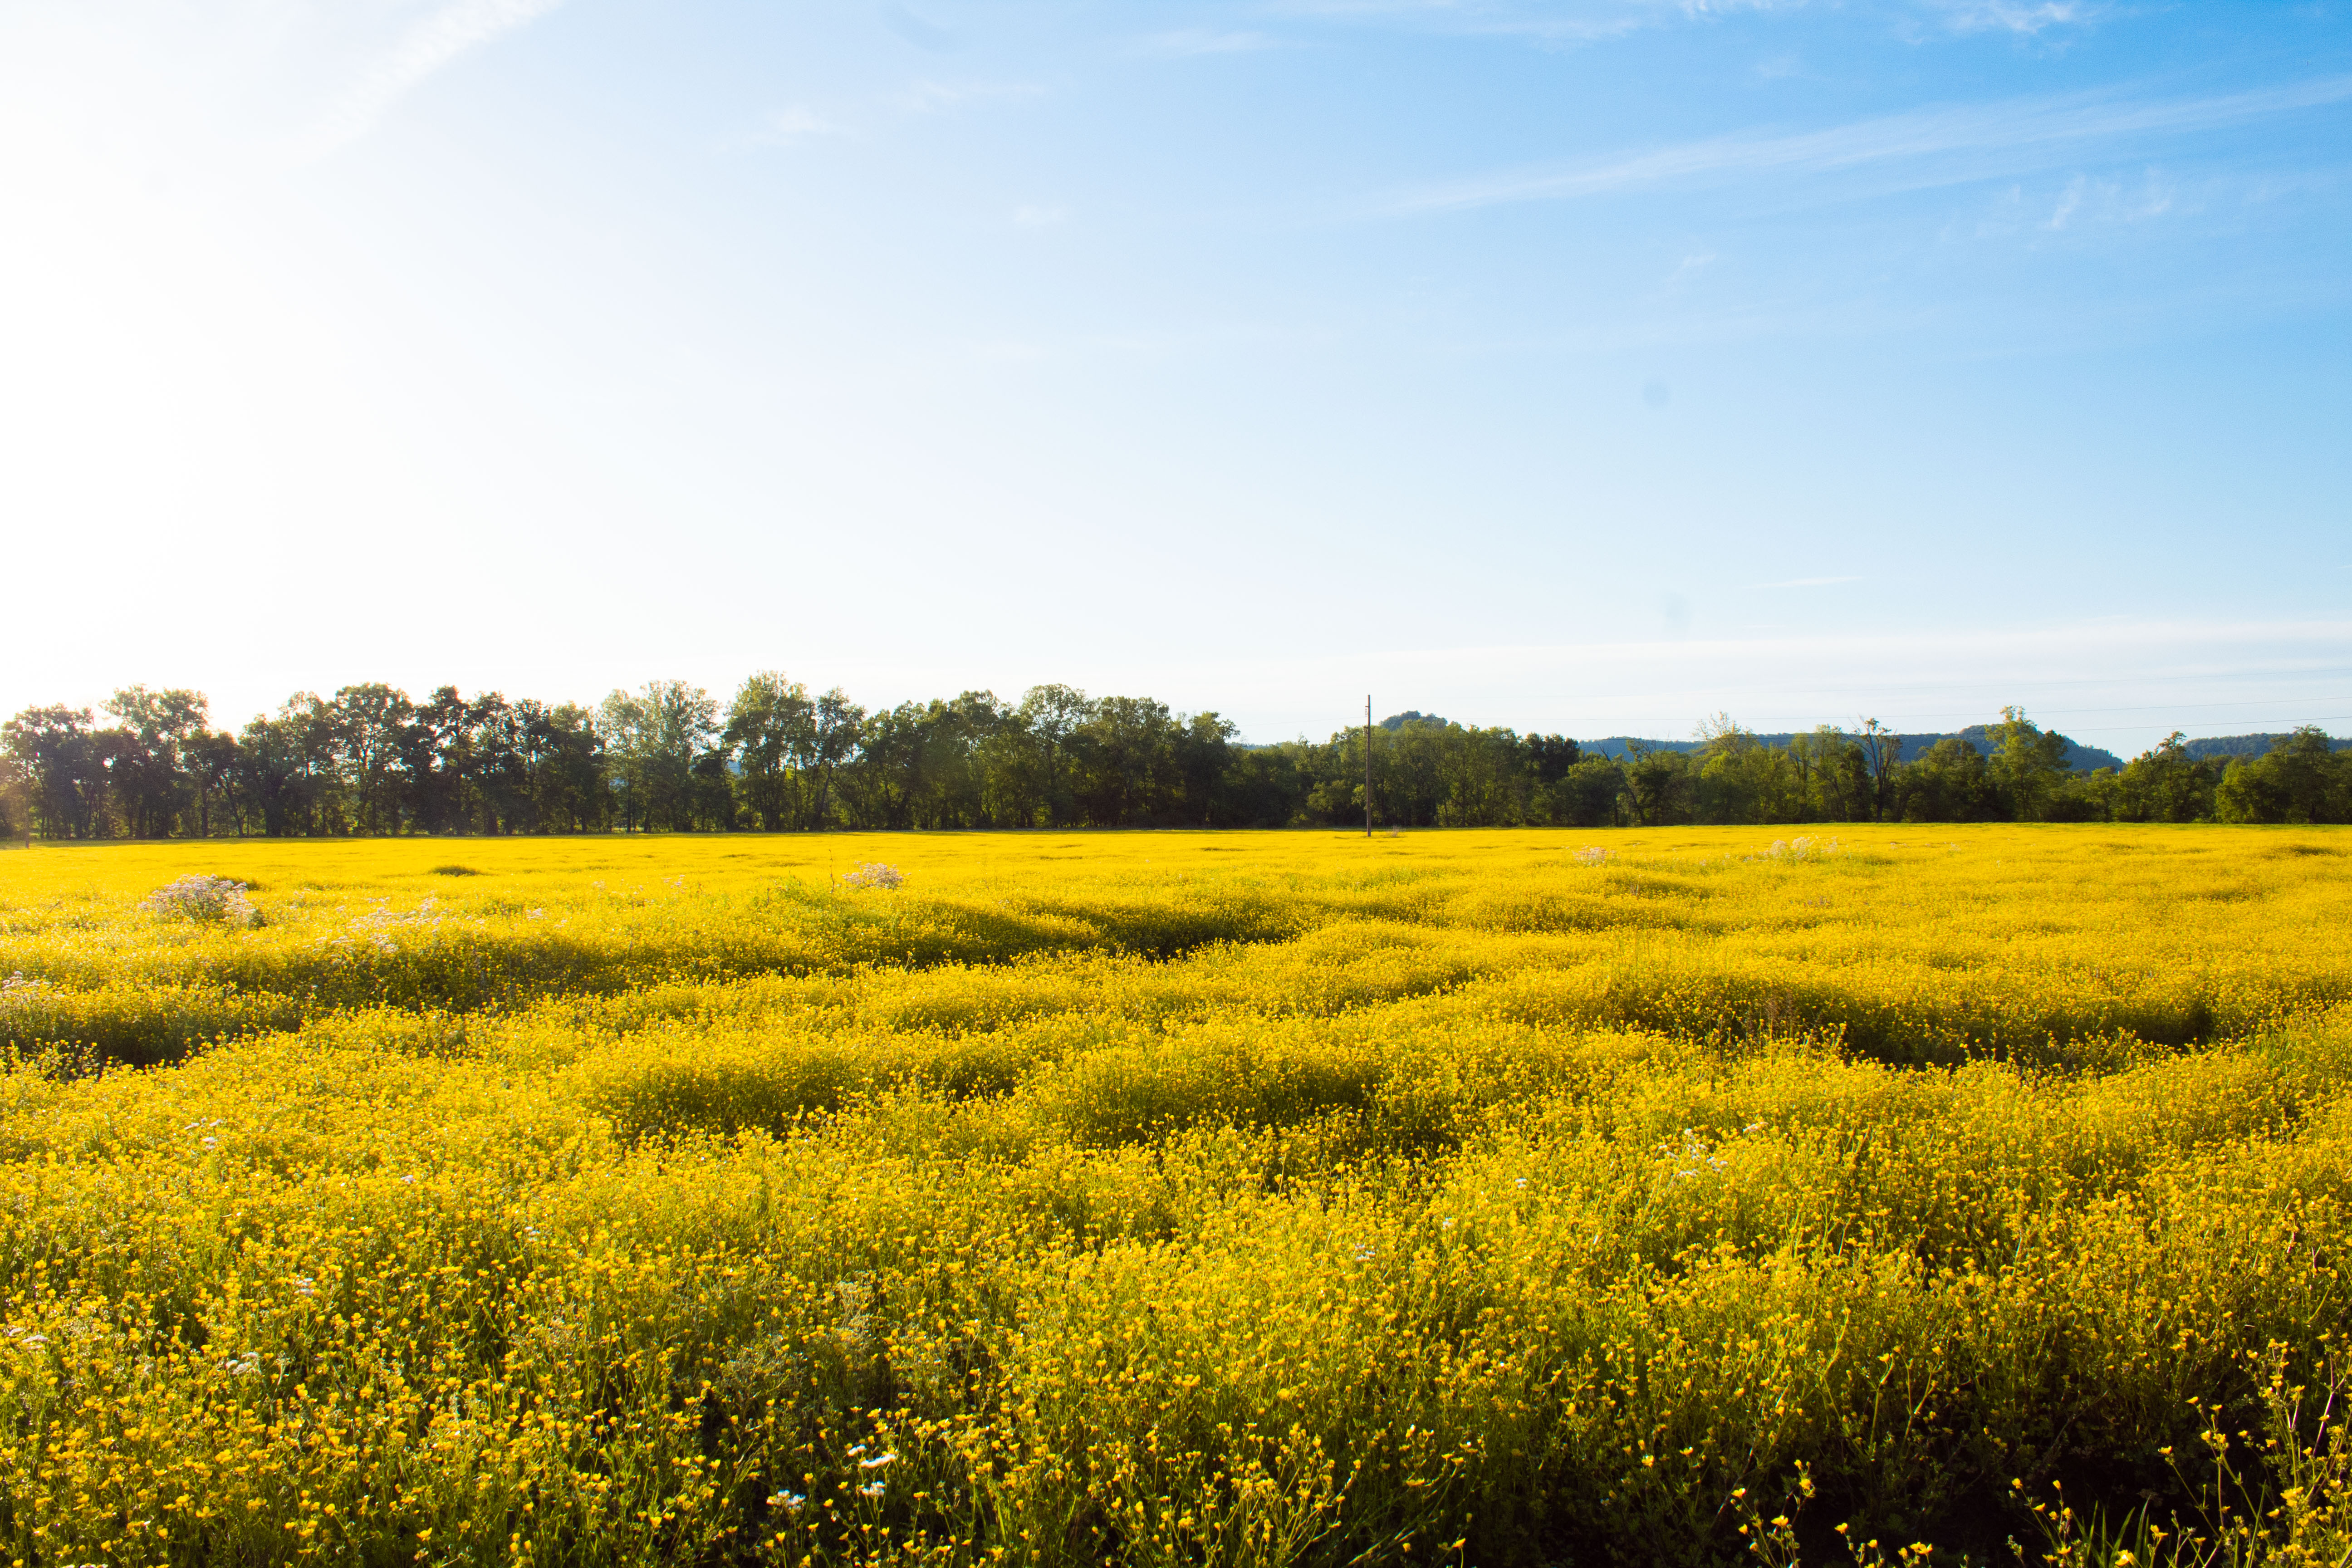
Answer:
519;701;606;832
333;684;416;835
1896;738;1994;822
234;694;342;836
1855;718;1903;822
2113;732;2219;824
0;706;105;838
1620;741;1692;827
1695;716;1798;825
2216;726;2348;825
405;686;476;834
1072;696;1183;827
1986;706;2070;822
598;681;719;832
185;730;240;837
0;752;27;845
105;686;210;837
1173;710;1237;827
806;688;864;830
724;672;816;831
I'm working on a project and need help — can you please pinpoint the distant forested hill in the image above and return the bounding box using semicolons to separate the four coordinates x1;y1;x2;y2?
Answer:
1585;729;2123;773
2182;733;2352;760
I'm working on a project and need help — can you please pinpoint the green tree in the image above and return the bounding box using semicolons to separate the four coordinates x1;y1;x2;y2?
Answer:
1173;710;1237;827
331;684;416;835
1986;706;2070;822
105;686;210;837
185;730;240;837
520;701;606;832
1855;718;1902;821
1434;726;1535;827
1620;741;1692;827
2215;727;2348;824
1215;743;1309;828
466;694;532;834
843;703;935;829
232;694;342;836
2112;733;2219;823
1550;757;1627;827
1788;726;1869;821
806;688;863;829
1695;715;1802;824
0;752;26;844
402;686;478;834
724;672;817;832
598;681;719;832
995;685;1088;828
1896;738;1995;822
1;706;106;838
1071;696;1186;826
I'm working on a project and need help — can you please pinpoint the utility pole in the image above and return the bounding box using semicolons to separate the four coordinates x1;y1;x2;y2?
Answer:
1365;695;1373;838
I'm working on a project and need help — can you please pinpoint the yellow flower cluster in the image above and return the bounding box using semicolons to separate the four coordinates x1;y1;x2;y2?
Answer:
0;824;2349;1564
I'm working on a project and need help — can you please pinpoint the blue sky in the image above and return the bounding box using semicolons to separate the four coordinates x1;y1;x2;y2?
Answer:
1;0;2347;750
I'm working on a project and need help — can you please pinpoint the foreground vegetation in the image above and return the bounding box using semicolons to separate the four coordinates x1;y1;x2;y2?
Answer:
3;826;2351;1565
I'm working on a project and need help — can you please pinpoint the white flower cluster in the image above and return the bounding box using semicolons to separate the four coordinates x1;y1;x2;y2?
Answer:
317;896;444;959
1570;846;1616;867
1664;1127;1729;1181
1763;835;1841;863
0;971;44;1003
840;862;905;891
847;1442;896;1499
137;875;260;927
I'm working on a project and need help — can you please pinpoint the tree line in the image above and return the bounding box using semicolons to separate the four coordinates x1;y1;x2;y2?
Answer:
1;678;2345;839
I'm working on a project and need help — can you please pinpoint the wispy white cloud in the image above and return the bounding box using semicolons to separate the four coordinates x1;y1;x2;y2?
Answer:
1957;167;2180;241
2046;175;2084;229
765;106;851;146
891;79;1045;114
1279;0;2088;46
1931;0;2095;36
1272;1;1643;46
880;4;960;54
295;0;569;162
1269;0;1823;48
1370;73;2352;216
1657;251;1718;290
1137;29;1285;57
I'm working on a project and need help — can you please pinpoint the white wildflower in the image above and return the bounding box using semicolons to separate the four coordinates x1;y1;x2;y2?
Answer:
138;875;259;927
840;862;905;891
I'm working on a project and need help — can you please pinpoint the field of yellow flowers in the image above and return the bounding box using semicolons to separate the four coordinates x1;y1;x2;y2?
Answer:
3;825;2351;1567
